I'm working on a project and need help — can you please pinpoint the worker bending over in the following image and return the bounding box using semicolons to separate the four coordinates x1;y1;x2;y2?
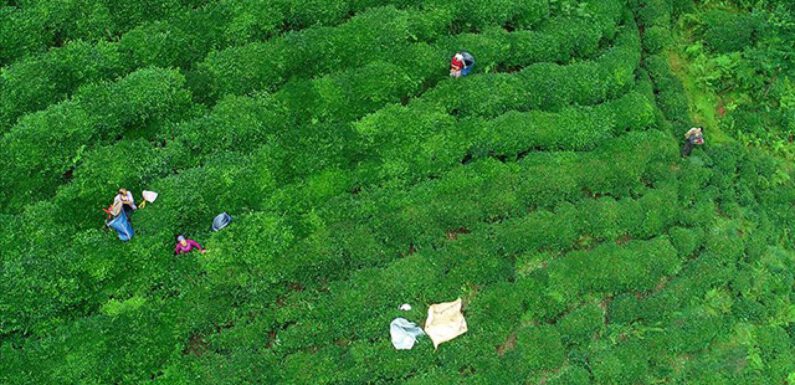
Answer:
174;235;206;255
682;127;704;157
450;52;466;78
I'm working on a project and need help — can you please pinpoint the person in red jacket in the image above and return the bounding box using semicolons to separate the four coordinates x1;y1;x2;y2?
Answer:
450;52;465;78
174;235;206;255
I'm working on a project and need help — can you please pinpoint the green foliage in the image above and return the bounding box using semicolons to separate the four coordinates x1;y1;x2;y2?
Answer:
668;226;704;257
591;340;650;385
0;40;124;130
514;325;565;370
558;304;604;346
2;0;795;384
701;10;764;53
0;68;194;211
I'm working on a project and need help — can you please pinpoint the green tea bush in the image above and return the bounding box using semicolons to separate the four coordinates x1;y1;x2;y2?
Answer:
668;226;704;257
0;68;194;211
4;0;795;383
74;67;195;136
273;254;440;351
514;325;565;371
0;0;185;65
701;10;764;53
591;340;650;385
133;154;275;238
646;55;692;133
642;25;670;54
1;0;444;129
0;40;124;130
659;310;726;354
195;0;622;102
635;252;738;323
547;365;592;385
638;0;671;27
51;140;170;225
0;103;93;210
470;91;655;157
557;304;604;346
194;7;449;100
608;293;641;324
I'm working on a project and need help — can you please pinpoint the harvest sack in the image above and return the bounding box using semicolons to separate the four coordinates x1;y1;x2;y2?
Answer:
424;298;468;348
461;51;475;76
106;210;134;241
212;212;232;231
390;318;425;350
142;190;159;203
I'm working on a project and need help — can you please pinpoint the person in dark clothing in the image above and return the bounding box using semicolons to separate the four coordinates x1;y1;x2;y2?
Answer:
682;127;704;157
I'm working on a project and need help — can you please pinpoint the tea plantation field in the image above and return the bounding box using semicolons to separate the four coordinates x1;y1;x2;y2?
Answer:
1;0;794;384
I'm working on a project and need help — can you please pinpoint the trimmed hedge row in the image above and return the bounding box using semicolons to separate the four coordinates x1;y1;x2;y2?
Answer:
0;128;670;376
355;19;641;150
428;18;640;113
193;0;616;102
0;0;191;66
471;91;656;155
496;185;681;259
252;178;698;381
0;40;126;132
0;286;200;385
0;68;195;212
269;185;688;354
20;9;636;255
635;0;693;138
356;91;656;187
50;5;628;219
200;131;677;311
0;1;422;131
547;236;680;301
191;6;453;101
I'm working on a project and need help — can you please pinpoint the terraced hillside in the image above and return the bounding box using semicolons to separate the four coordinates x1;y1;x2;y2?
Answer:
1;0;794;384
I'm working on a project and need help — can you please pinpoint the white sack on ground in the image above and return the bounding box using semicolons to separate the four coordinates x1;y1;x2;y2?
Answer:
390;318;425;350
424;298;468;349
142;190;159;203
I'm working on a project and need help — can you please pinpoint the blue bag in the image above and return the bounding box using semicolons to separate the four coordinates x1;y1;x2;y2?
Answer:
461;51;475;76
106;210;134;241
212;212;232;232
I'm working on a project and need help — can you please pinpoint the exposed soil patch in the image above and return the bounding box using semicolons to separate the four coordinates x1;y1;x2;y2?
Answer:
288;282;305;292
496;332;518;357
62;168;74;182
183;333;209;357
265;330;278;349
446;226;471;240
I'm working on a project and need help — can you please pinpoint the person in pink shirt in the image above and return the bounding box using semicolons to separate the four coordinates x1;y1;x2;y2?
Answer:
174;235;206;255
